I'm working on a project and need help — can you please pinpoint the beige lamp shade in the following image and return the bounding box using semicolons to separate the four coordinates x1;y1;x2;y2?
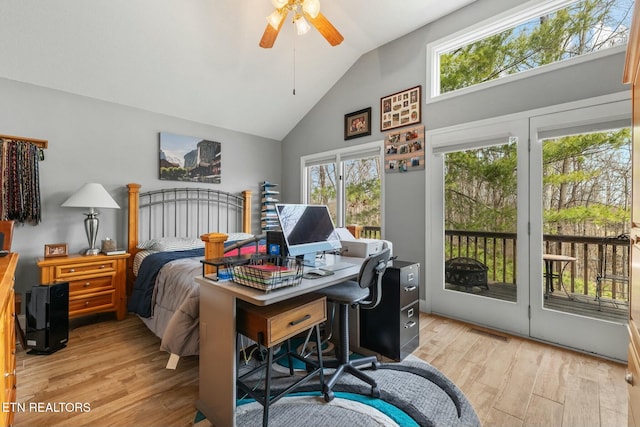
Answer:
61;183;119;255
61;183;120;209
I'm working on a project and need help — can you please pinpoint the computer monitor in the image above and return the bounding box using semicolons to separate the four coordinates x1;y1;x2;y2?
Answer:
275;204;341;266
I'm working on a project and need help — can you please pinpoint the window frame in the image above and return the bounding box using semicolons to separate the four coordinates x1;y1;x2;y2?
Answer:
300;140;384;229
426;0;629;104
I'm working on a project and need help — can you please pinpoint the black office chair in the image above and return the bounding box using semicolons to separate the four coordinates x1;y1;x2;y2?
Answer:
316;247;391;402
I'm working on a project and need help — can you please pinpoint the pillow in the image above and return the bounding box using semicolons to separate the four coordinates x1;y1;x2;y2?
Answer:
136;237;205;252
225;232;255;243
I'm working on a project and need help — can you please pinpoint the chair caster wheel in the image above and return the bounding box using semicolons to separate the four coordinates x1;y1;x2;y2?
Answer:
371;361;380;370
324;390;335;402
371;386;380;398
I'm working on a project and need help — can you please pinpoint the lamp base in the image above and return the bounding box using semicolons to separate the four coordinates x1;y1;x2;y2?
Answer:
84;248;100;256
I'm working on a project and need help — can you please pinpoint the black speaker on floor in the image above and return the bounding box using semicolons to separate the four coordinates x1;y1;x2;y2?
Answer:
26;282;69;355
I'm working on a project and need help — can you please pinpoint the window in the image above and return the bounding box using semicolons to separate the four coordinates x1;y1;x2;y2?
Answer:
427;0;633;101
302;142;383;233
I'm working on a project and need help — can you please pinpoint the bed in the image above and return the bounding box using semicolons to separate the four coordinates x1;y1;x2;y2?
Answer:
125;183;264;368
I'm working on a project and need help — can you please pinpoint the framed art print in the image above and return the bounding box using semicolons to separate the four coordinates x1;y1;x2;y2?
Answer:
344;107;372;140
380;86;421;132
159;132;221;183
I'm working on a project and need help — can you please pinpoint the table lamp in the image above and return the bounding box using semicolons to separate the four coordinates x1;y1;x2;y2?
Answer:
61;183;120;255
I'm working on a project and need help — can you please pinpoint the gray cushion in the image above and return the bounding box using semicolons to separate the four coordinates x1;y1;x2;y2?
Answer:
318;280;370;304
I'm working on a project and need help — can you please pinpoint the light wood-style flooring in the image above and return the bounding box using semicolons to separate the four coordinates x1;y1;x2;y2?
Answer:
13;312;628;427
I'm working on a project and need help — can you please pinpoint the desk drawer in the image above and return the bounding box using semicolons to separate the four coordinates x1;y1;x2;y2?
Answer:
237;294;326;348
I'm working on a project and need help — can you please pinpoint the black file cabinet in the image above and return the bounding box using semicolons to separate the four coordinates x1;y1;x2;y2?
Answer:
360;260;420;361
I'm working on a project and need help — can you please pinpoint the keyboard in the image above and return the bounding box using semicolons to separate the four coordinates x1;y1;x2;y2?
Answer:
321;261;357;272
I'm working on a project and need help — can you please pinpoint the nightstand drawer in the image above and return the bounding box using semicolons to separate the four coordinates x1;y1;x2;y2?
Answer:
38;253;129;321
237;294;326;348
55;260;117;278
69;291;115;314
68;274;115;295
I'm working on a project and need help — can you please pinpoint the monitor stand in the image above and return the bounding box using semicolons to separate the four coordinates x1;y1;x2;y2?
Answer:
299;252;325;268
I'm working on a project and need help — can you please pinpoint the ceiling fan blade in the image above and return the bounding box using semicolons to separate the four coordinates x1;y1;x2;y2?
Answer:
259;17;285;48
305;11;344;46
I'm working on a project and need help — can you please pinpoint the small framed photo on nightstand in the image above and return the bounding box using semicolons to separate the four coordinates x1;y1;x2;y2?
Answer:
44;243;68;258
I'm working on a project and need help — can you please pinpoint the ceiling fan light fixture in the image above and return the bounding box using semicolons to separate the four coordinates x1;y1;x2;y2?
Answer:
302;0;320;18
266;9;285;30
271;0;288;9
294;15;311;35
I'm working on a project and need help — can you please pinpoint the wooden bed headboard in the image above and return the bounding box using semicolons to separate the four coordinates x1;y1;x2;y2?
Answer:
126;183;253;289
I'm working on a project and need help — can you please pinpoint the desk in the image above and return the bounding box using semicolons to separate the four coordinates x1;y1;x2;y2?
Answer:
543;253;576;299
196;254;364;427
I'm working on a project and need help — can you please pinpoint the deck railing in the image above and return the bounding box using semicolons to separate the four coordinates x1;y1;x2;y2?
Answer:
445;230;630;302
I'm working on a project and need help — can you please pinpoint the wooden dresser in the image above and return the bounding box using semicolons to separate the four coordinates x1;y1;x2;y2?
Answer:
624;2;640;423
0;253;18;427
37;253;129;320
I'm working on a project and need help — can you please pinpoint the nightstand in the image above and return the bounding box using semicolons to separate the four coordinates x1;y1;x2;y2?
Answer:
37;253;130;320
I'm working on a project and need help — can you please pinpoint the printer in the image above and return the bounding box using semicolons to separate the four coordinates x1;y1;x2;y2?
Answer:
340;238;393;258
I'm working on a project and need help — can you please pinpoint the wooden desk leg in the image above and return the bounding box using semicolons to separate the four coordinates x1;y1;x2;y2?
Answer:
197;284;237;427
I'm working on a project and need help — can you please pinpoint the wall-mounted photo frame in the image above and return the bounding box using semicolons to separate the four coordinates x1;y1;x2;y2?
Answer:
159;132;221;183
44;243;68;258
344;107;372;140
384;125;425;173
380;85;421;132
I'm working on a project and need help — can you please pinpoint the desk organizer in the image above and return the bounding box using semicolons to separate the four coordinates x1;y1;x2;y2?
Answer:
232;255;303;292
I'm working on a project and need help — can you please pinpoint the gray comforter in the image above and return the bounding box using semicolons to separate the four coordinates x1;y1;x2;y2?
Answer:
140;257;202;356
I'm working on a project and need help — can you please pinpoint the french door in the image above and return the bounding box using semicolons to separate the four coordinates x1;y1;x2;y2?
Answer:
427;97;630;360
528;101;630;361
427;118;530;336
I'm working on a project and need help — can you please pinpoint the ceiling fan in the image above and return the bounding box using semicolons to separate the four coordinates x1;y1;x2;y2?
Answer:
260;0;344;48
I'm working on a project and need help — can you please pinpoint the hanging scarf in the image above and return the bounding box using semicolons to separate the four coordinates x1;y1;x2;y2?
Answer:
0;138;42;223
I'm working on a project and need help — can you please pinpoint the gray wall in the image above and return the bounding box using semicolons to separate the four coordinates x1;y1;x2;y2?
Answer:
280;0;629;299
0;78;281;297
1;0;630;304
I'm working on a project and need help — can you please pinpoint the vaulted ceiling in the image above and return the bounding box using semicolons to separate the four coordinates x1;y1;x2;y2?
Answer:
0;0;477;140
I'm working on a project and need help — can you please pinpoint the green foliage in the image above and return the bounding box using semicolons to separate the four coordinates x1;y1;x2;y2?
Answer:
160;167;187;180
441;0;633;93
308;158;381;228
346;178;381;226
445;143;518;232
544;204;629;228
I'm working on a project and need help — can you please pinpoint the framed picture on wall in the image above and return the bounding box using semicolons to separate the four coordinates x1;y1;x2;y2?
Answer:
380;86;421;132
159;132;221;183
344;107;372;140
384;125;425;173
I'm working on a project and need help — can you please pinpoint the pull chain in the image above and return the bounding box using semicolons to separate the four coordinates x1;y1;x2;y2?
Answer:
292;26;296;96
